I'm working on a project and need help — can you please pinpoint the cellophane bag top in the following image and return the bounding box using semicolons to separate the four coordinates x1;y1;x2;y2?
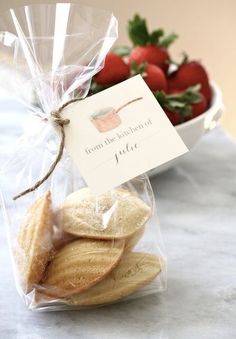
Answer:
0;3;166;311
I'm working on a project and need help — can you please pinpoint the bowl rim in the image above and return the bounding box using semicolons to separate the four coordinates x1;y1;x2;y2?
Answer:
175;81;223;131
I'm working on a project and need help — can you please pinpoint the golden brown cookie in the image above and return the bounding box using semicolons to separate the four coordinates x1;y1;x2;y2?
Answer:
16;191;53;293
61;188;151;240
41;238;125;298
66;252;162;306
124;226;145;252
52;230;77;251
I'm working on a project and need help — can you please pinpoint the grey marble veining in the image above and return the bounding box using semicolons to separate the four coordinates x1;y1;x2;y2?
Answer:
0;125;236;339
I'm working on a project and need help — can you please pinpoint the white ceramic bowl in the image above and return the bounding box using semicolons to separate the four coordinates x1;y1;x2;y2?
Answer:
148;82;224;176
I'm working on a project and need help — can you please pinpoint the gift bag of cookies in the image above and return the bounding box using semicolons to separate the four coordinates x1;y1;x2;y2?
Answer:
0;3;166;311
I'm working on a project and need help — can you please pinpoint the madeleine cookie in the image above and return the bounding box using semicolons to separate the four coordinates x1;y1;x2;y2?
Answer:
66;252;162;306
41;238;125;298
124;226;145;252
61;188;151;239
16;191;53;293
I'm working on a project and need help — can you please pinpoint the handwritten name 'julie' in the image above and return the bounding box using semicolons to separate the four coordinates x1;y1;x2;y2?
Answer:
85;141;138;165
115;142;138;164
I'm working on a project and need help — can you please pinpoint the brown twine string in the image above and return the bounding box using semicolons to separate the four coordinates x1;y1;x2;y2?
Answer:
13;98;80;200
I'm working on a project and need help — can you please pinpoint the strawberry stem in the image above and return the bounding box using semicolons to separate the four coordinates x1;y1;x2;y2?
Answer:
158;33;178;48
128;14;177;48
154;84;202;117
128;14;150;46
168;52;189;68
112;46;132;57
130;62;147;76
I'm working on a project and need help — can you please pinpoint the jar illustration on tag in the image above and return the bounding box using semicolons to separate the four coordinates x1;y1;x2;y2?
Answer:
90;97;143;133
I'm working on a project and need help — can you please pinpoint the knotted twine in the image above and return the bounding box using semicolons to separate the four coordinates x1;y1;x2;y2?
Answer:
13;98;80;200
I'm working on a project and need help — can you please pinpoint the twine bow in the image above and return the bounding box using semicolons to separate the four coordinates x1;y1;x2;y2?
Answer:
13;98;80;200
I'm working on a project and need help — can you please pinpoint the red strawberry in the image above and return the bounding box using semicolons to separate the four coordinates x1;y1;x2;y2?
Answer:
142;64;167;91
200;82;212;104
167;74;180;93
175;61;209;88
168;61;212;103
191;95;207;118
95;53;130;85
155;84;205;125
164;109;181;126
127;15;177;73
167;87;208;115
129;45;170;72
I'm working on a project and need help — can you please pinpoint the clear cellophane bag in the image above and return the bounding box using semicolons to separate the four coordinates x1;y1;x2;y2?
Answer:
0;3;166;311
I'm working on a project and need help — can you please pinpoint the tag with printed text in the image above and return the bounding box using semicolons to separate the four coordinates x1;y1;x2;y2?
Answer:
63;75;188;195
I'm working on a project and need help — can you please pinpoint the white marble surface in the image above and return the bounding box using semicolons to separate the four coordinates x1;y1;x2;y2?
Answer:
0;102;236;338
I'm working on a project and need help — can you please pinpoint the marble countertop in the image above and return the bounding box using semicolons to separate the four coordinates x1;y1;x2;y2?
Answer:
0;105;236;338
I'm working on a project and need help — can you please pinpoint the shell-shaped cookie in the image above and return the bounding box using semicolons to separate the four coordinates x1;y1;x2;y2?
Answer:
41;238;125;298
16;191;53;293
61;188;151;239
66;252;162;306
124;225;145;252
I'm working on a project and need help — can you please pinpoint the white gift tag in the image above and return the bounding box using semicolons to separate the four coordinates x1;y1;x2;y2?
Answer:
62;75;188;194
